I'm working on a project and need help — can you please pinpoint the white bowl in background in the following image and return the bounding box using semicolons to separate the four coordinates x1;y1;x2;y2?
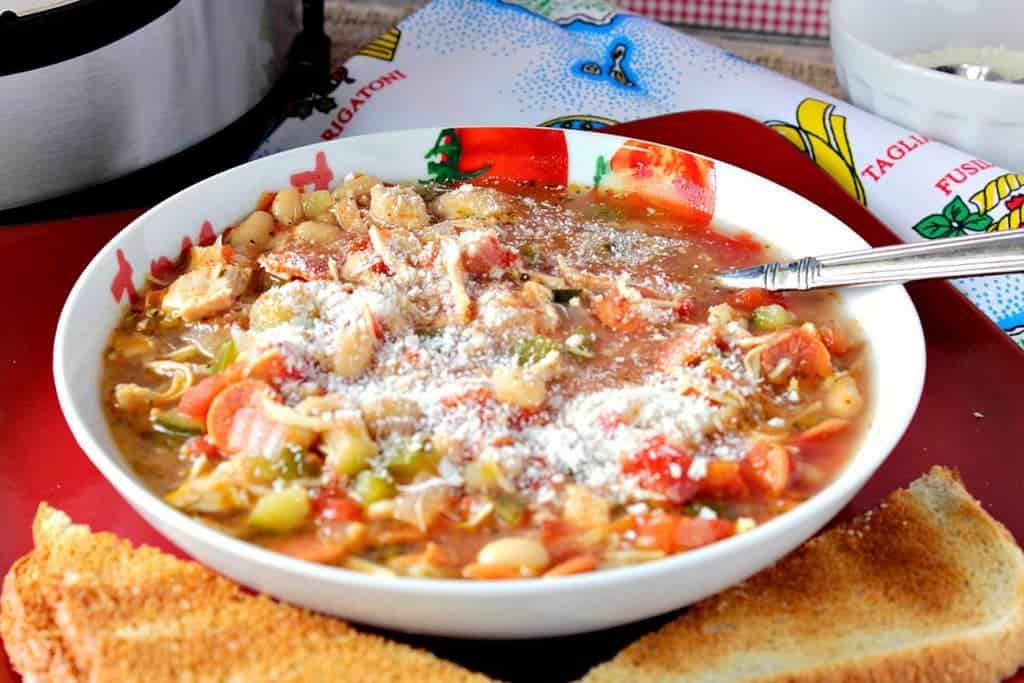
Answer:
53;128;926;638
831;0;1024;172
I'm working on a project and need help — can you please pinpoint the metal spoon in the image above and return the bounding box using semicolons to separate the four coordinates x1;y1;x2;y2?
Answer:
714;230;1024;291
933;63;1024;84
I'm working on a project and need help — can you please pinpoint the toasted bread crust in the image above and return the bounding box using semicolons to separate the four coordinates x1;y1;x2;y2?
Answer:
582;467;1024;683
2;504;494;683
1;554;82;683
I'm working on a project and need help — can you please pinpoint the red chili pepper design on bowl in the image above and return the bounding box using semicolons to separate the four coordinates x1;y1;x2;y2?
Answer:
425;128;568;186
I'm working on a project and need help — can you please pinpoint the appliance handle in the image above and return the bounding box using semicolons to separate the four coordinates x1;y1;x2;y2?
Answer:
0;0;180;76
288;0;332;95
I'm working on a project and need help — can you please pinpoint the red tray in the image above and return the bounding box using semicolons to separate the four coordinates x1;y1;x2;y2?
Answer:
2;111;1022;683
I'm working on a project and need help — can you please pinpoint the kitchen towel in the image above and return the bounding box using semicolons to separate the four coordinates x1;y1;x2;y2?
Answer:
257;0;1024;344
619;0;831;37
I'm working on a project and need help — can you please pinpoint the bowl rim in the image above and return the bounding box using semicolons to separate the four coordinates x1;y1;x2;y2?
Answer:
830;0;1024;92
53;126;927;600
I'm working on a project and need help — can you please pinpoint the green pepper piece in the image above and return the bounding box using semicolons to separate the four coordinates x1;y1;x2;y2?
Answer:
682;500;730;519
511;335;560;366
552;288;583;304
565;325;596;358
492;493;524;526
750;304;794;332
518;244;539;266
352;471;397;503
414;327;443;339
386;436;439;484
210;339;237;373
152;410;204;437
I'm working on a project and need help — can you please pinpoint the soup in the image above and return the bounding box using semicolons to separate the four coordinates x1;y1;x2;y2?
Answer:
102;174;867;580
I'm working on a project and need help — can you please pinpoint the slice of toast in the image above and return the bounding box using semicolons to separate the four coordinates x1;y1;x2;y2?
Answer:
1;504;495;683
582;466;1024;683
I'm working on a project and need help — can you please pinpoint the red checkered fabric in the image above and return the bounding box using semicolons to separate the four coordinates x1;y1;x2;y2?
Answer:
619;0;831;37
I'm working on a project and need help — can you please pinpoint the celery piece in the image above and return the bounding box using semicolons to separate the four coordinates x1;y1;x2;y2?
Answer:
322;427;377;477
352;471;397;503
210;339;237;373
247;486;310;534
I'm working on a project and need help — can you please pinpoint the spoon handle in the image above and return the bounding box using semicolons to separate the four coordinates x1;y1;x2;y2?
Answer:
714;230;1024;291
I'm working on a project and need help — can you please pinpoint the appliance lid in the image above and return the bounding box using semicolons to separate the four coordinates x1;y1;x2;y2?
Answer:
0;0;179;76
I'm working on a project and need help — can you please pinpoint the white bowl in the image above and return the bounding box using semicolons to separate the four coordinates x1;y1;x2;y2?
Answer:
831;0;1024;172
54;128;925;638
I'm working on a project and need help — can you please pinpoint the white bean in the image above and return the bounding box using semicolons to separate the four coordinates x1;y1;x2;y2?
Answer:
333;173;381;203
228;210;274;249
369;184;430;229
562;485;610;529
360;395;422;439
492;366;546;409
302;190;333;219
826;375;863;418
294;220;342;246
271;187;303;226
334;321;375;378
477;537;550;572
331;195;367;233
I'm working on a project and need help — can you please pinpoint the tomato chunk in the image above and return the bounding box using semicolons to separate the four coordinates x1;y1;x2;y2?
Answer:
660;327;719;368
673;517;735;550
760;328;832;382
314;492;365;522
635;514;681;553
593;292;648;333
622;436;698;504
182;435;221;460
177;374;231;421
741;442;791;496
700;460;749;499
729;287;784;311
463;234;519;274
819;323;853;355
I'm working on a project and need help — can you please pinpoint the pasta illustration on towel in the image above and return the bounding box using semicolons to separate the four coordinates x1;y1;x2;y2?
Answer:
767;98;867;207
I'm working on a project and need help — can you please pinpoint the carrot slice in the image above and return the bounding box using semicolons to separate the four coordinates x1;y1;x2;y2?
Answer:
177;374;231;421
543;554;598;578
462;562;523;580
206;379;272;450
799;418;851;443
265;532;348;564
247;351;301;384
